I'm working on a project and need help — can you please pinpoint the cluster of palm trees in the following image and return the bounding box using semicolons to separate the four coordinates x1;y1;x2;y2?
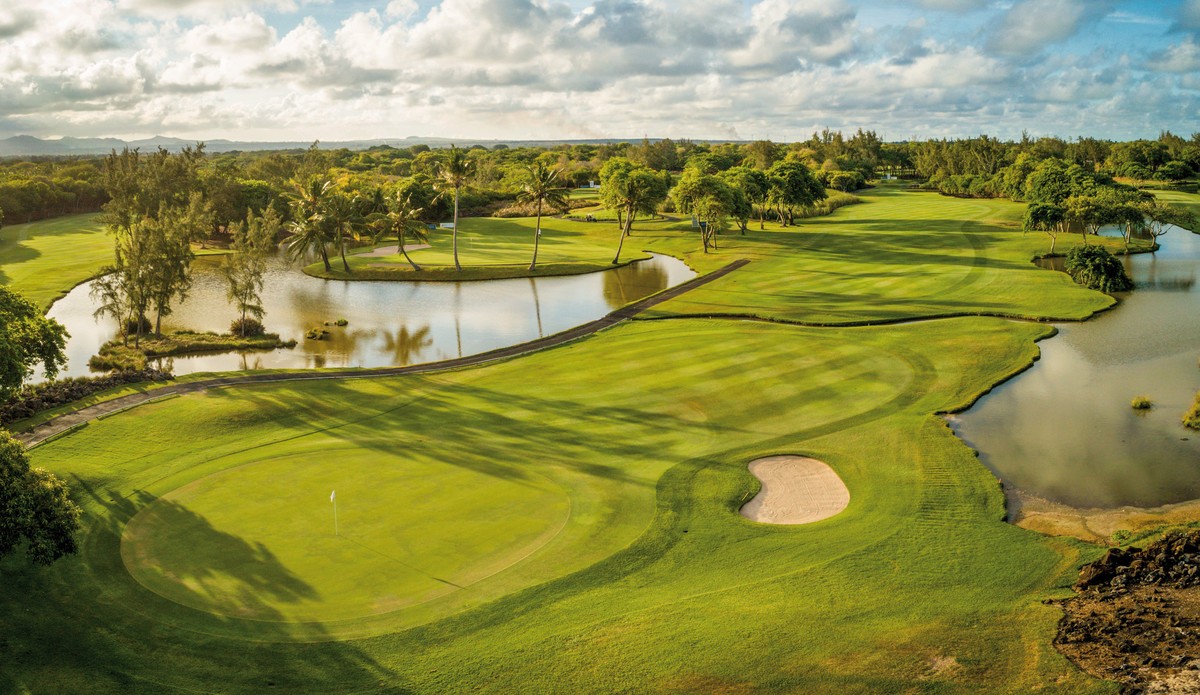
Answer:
284;146;571;274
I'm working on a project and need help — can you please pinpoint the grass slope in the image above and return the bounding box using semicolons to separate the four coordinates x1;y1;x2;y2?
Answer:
6;317;1109;693
0;213;110;308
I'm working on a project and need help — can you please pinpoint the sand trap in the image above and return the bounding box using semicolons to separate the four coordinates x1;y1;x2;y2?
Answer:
740;456;850;524
356;244;430;257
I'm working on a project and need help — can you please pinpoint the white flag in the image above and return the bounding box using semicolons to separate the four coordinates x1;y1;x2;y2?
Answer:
330;490;336;503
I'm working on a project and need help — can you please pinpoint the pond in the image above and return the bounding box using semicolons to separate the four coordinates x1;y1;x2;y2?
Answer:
951;226;1200;509
47;251;695;378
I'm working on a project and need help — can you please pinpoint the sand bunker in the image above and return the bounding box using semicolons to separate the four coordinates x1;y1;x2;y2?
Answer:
357;244;431;257
740;456;850;524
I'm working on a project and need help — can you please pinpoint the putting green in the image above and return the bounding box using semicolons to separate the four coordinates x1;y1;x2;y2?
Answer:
120;448;570;623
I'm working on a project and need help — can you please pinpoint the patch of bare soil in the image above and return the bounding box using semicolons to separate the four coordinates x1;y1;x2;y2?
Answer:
1055;531;1200;693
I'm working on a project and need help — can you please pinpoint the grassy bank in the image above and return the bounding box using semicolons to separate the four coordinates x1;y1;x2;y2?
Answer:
0;213;110;308
89;331;296;371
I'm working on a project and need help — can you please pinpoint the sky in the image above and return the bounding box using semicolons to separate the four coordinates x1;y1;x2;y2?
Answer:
0;0;1198;143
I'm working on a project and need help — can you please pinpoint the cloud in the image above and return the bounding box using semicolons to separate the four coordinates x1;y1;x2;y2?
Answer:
985;0;1112;57
1176;0;1200;32
1147;37;1200;73
0;0;1195;142
0;7;37;39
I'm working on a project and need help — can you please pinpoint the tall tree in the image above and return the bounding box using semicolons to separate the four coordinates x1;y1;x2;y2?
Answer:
0;430;81;566
370;193;429;271
435;145;474;272
322;191;365;274
767;160;825;225
223;207;279;336
143;213;195;337
284;179;334;272
720;166;769;231
0;286;67;399
517;163;570;271
1024;202;1067;254
600;159;669;264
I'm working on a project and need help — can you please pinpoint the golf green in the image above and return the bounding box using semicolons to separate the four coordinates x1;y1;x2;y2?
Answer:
121;446;570;623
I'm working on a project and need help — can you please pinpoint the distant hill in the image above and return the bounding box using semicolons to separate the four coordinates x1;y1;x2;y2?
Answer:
0;134;705;158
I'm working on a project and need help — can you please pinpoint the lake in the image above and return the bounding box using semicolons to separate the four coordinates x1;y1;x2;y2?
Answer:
951;226;1200;509
47;251;695;378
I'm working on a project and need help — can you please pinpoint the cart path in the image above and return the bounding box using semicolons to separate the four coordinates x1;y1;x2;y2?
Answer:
18;259;750;447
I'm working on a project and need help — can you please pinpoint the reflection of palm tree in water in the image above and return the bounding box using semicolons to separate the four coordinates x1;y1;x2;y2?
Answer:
383;325;433;365
454;282;463;358
602;261;668;310
529;278;543;337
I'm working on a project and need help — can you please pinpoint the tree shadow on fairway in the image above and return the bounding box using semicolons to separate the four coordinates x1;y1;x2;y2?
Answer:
22;479;414;693
205;376;745;487
122;492;319;618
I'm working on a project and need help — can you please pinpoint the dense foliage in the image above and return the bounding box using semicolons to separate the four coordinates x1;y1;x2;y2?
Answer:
1063;245;1134;292
0;429;81;566
0;286;68;400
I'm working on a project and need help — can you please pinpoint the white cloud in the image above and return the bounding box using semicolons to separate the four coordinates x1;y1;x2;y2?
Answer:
985;0;1109;56
1148;38;1200;73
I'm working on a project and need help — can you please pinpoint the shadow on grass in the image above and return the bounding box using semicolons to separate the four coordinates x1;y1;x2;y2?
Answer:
0;479;411;693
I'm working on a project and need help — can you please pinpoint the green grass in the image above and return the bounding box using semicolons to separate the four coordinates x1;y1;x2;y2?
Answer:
1150;189;1200;224
1;187;1136;693
0;213;111;308
5;316;1110;693
640;185;1138;324
305;214;662;280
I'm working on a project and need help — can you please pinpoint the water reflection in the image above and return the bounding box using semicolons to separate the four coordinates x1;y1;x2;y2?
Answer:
46;251;694;379
955;225;1200;508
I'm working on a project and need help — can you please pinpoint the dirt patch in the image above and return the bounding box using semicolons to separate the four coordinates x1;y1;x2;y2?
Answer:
1055;531;1200;693
739;456;850;525
1010;487;1200;544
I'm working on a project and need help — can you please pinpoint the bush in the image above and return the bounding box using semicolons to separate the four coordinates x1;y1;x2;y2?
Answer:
306;327;329;341
1184;391;1200;431
334;318;348;327
229;318;265;337
1131;395;1153;410
89;345;147;372
0;369;173;425
1064;245;1134;292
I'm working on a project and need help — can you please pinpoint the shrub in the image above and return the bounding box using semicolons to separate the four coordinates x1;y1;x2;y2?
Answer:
229;318;265;337
1131;395;1153;410
305;327;329;341
0;369;173;426
89;345;147;372
1064;245;1134;292
1184;391;1200;431
334;318;348;327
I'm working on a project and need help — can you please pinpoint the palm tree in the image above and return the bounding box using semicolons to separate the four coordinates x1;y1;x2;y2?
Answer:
284;179;334;272
435;145;474;272
370;193;429;271
517;163;570;271
322;191;366;273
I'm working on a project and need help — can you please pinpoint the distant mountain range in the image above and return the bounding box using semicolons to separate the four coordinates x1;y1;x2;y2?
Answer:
0;134;681;157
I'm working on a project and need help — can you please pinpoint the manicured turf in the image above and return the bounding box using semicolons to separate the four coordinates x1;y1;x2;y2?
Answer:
0;213;110;308
3;187;1134;693
641;184;1137;324
306;214;653;280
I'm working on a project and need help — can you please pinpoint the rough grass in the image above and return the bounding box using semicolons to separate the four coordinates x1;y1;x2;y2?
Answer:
0;213;110;308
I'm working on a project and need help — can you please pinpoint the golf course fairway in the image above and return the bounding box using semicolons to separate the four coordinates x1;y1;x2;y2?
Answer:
2;185;1143;693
